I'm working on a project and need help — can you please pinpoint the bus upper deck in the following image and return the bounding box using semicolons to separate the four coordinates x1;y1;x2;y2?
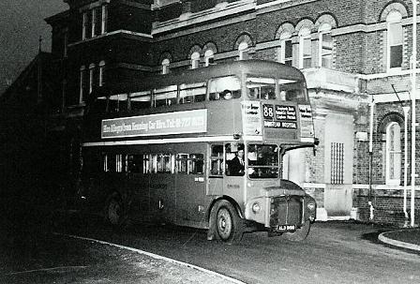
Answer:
84;60;315;147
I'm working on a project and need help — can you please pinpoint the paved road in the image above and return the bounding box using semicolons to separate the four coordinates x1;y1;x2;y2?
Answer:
61;219;420;284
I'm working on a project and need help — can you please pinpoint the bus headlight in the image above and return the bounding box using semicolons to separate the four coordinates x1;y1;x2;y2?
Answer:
307;202;316;211
252;202;261;213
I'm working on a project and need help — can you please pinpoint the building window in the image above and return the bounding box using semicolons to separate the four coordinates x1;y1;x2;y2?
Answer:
91;8;96;38
89;63;95;94
238;42;249;60
319;24;332;68
204;50;214;66
386;122;401;185
387;11;403;70
63;30;68;57
162;58;170;74
79;65;86;103
101;5;108;34
99;60;105;87
82;4;108;40
299;28;312;69
82;12;88;40
331;142;344;184
191;52;200;69
279;36;293;66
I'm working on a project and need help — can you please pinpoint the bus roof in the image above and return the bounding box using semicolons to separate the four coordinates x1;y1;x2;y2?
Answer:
99;60;306;96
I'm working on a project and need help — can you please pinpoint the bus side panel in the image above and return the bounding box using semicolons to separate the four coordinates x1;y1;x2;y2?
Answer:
206;101;242;136
223;176;246;211
149;173;176;223
175;174;208;228
126;173;151;222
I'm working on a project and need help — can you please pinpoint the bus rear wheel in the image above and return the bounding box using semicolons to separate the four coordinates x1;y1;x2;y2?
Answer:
282;220;311;241
214;200;243;244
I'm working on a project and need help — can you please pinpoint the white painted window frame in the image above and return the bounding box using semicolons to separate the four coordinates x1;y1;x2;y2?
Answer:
298;28;312;69
238;42;249;60
82;12;87;40
386;11;403;72
101;4;108;34
79;65;86;103
99;60;105;87
318;23;332;68
385;122;402;185
191;52;200;69
204;49;214;66
89;63;95;94
162;58;170;74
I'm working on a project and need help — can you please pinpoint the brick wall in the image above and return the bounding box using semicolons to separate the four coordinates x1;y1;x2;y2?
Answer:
353;186;420;227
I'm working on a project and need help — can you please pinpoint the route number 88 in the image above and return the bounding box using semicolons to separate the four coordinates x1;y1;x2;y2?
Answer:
263;105;274;119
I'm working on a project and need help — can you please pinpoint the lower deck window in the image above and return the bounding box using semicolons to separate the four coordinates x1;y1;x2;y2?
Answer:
210;145;224;176
176;153;204;174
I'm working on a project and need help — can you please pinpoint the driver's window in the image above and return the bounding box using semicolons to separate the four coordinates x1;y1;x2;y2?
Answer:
225;143;245;176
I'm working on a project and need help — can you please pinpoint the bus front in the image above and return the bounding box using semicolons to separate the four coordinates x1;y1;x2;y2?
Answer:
240;70;317;240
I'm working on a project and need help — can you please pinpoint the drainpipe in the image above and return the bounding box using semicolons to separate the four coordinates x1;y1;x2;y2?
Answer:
368;98;375;220
411;0;417;228
402;106;410;226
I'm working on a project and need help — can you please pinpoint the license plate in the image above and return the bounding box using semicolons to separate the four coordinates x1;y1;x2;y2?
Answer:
277;225;296;231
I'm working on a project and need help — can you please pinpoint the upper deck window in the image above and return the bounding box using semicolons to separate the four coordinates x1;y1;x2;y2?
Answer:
131;91;152;110
247;77;276;100
278;79;307;103
153;85;177;107
179;82;206;104
108;94;128;113
209;76;241;100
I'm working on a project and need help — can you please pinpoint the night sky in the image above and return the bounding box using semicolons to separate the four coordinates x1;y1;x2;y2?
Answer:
0;0;68;95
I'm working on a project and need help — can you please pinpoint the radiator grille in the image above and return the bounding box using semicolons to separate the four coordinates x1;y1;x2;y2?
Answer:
270;196;302;227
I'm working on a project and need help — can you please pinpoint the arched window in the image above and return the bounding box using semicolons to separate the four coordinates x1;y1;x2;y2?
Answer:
204;49;214;66
279;32;293;66
99;60;105;87
238;42;249;60
162;58;170;74
318;23;332;68
89;63;95;94
385;122;401;185
299;28;312;69
191;52;200;69
387;11;403;71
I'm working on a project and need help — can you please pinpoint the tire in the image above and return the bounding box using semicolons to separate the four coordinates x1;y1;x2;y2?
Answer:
213;200;244;244
282;220;311;242
106;194;124;226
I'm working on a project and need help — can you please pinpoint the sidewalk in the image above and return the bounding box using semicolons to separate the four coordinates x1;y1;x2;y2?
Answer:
378;228;420;252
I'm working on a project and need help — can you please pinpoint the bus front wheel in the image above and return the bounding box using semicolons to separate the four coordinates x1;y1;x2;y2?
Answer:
282;220;311;241
213;200;243;244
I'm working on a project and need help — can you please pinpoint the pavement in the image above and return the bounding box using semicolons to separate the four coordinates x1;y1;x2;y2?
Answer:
378;227;420;253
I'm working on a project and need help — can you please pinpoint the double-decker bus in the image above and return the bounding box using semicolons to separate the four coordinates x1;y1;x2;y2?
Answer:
80;60;317;243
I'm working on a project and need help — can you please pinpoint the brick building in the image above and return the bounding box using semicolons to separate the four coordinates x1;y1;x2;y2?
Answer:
4;0;420;225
